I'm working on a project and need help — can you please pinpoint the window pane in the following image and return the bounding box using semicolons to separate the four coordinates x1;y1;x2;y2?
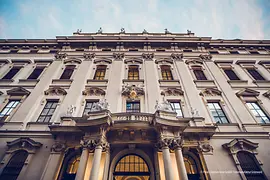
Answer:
247;69;265;80
2;67;21;79
208;102;229;123
37;100;58;123
224;69;240;80
28;67;44;79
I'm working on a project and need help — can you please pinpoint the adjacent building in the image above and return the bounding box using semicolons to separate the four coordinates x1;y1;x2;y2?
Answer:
0;30;270;180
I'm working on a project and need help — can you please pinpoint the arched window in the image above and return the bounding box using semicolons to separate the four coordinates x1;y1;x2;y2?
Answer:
0;150;28;180
114;154;150;180
237;151;266;180
61;154;80;180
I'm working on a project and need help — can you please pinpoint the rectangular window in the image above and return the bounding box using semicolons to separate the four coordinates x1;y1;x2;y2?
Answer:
0;100;20;121
193;69;207;80
83;101;98;115
169;102;183;117
60;66;75;80
223;69;240;80
247;69;265;80
229;51;239;54
246;102;269;123
128;65;139;80
27;67;45;79
126;101;140;112
94;65;106;80
2;67;21;79
207;102;229;123
37;100;58;123
161;66;173;80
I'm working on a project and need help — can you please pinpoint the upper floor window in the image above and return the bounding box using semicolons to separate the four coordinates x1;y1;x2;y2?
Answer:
0;150;28;180
60;65;75;80
27;67;45;80
94;65;106;80
161;65;173;80
169;101;183;117
37;100;58;123
2;67;21;80
223;69;240;80
128;65;139;80
126;101;140;112
246;102;269;123
247;69;265;80
83;101;98;115
207;102;229;123
0;100;20;122
193;69;207;80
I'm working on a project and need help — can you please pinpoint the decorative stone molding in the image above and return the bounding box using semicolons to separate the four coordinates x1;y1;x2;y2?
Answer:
80;137;109;152
199;88;222;97
82;87;106;96
236;88;260;97
113;53;125;60
171;53;183;60
124;57;143;64
185;58;203;65
161;88;184;96
62;105;76;117
198;142;213;155
155;98;174;112
83;53;95;60
157;138;173;149
155;58;173;64
6;137;42;153
94;57;112;64
44;87;67;96
51;142;66;153
223;138;258;154
122;84;144;99
142;53;154;59
263;90;270;99
7;87;30;96
199;54;212;61
170;138;183;150
55;52;67;60
63;58;82;64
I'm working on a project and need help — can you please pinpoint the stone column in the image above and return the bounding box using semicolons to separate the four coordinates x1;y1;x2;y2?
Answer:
89;145;103;180
159;138;174;180
102;147;110;180
75;140;90;180
41;142;66;180
172;138;188;180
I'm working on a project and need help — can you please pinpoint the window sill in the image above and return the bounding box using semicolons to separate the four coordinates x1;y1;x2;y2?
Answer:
253;80;270;87
123;79;144;83
87;79;108;83
159;79;180;87
0;79;14;83
253;80;270;83
87;79;108;86
18;79;40;85
52;79;73;85
193;80;216;88
227;80;248;88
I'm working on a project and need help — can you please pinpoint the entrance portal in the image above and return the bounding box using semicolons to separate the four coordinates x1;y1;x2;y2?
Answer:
113;154;150;180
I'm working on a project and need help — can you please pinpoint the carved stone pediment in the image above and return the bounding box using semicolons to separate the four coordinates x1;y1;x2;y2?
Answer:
63;58;82;64
199;54;212;61
155;58;173;64
82;87;106;96
263;90;270;99
44;87;67;96
122;84;144;99
223;138;258;154
124;57;143;64
94;58;112;64
7;137;42;153
7;87;30;96
142;53;154;59
200;88;222;97
236;88;260;97
185;58;203;65
171;53;183;60
161;88;184;96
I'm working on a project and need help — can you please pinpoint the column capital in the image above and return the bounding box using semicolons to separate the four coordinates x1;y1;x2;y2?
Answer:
51;141;66;153
156;138;173;150
170;138;184;150
80;137;109;152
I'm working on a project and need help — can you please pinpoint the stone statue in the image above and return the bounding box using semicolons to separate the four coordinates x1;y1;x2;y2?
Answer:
66;105;76;116
97;27;103;33
187;29;191;34
142;29;148;34
164;28;171;34
91;99;109;112
155;98;174;112
191;107;199;117
120;28;125;33
77;29;82;33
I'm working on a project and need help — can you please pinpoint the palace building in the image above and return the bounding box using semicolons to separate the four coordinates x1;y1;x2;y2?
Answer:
0;30;269;180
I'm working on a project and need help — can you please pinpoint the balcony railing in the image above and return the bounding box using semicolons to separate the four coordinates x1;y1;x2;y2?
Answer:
112;113;153;123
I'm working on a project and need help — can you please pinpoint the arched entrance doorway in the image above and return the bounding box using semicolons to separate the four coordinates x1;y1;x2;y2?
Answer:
113;154;150;180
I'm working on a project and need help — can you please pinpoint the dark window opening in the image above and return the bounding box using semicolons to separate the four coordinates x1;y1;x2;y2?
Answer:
161;65;173;80
128;65;139;80
60;66;75;80
2;67;21;80
229;51;239;54
27;67;45;79
94;65;106;80
37;100;58;123
102;49;111;51
224;69;240;80
129;49;138;51
209;51;219;54
126;102;140;112
0;150;28;180
249;51;260;54
247;69;265;80
193;69;207;80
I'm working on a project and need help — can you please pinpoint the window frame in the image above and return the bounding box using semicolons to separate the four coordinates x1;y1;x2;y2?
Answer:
93;65;107;80
2;66;22;80
207;101;230;124
83;100;99;115
246;68;265;81
126;101;140;113
168;100;183;117
60;65;76;80
37;100;59;123
246;101;270;124
160;65;173;80
27;66;45;80
0;99;20;122
128;65;139;80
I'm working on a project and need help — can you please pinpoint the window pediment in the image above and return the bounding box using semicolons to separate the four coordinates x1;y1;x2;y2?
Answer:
7;87;30;96
6;137;42;153
63;58;82;64
44;87;67;96
124;57;143;64
161;88;184;96
200;88;222;97
94;58;112;64
185;58;203;65
223;138;258;154
263;90;270;99
155;58;173;64
82;87;106;96
236;88;260;97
